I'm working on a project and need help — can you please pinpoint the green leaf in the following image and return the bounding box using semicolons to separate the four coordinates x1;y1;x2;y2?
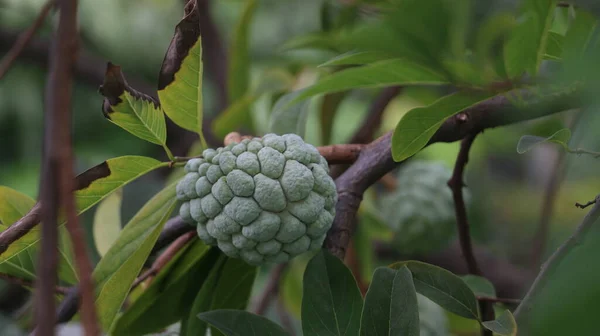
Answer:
319;51;393;68
561;9;600;81
301;249;363;336
92;189;123;257
281;32;341;53
269;91;311;139
0;187;77;285
0;157;166;268
99;63;170;157
389;261;480;320
0;187;39;281
208;258;257;336
482;310;518;336
183;255;227;336
339;0;452;73
503;0;557;78
359;266;419;336
544;32;564;60
229;0;257;102
516;128;571;154
292;59;449;104
158;6;205;145
198;310;289;336
391;91;498;162
112;241;220;336
93;181;178;332
461;275;497;298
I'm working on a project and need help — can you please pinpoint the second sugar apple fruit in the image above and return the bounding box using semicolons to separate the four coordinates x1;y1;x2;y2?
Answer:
378;160;470;254
176;133;338;266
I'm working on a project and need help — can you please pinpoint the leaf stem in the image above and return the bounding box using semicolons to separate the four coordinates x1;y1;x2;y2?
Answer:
163;144;176;162
515;194;600;325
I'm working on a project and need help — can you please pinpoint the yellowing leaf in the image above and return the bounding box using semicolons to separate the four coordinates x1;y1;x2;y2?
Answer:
93;189;123;257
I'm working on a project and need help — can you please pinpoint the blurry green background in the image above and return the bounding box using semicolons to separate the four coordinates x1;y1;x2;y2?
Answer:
2;0;600;335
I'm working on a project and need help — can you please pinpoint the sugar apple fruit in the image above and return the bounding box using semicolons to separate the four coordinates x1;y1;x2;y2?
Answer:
378;160;469;254
176;133;337;266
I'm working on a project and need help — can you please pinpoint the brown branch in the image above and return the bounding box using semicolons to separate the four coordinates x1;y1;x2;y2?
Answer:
0;1;55;80
324;86;578;260
318;144;365;164
223;131;365;164
448;133;482;276
253;263;287;315
36;0;100;334
151;216;195;255
448;133;493;334
132;231;197;289
0;273;69;296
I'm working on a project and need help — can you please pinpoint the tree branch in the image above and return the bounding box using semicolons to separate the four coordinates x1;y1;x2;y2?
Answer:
448;133;493;334
0;273;69;296
448;133;482;276
36;0;100;334
0;0;55;80
132;231;197;289
324;88;579;260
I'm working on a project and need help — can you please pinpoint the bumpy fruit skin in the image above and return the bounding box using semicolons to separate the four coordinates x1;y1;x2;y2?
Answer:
378;161;469;254
176;134;337;266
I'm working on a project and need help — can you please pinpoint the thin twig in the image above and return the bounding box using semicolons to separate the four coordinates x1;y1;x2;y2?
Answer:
575;199;596;209
477;296;521;305
223;132;365;164
0;0;55;80
448;133;483;276
0;273;69;295
515;194;600;331
45;0;100;334
447;133;493;335
253;263;287;315
131;231;197;289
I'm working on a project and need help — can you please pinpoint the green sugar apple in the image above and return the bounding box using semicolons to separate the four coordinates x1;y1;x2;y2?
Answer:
176;133;338;266
378;160;470;254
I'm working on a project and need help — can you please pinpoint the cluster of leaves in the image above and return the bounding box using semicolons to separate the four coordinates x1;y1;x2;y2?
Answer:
197;249;516;336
